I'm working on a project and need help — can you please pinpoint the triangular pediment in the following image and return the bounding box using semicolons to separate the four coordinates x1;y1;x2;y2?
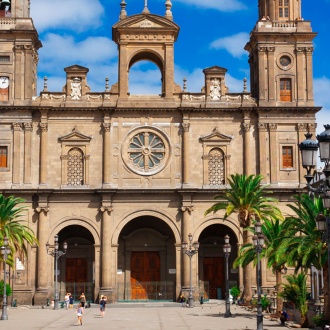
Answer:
200;127;233;143
59;128;91;142
113;14;180;30
203;66;228;74
64;65;89;74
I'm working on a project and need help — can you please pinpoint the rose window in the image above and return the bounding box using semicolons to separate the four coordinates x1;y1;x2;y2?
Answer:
128;132;165;171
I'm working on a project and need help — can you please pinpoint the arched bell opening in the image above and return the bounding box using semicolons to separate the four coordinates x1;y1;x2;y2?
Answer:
198;224;239;300
117;215;176;301
128;51;164;96
57;225;95;302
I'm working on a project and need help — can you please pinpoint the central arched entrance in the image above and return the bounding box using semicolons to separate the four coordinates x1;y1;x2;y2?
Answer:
58;225;95;302
117;216;176;301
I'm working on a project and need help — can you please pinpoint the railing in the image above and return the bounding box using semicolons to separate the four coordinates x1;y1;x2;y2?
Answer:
117;281;175;302
64;282;94;302
272;20;297;28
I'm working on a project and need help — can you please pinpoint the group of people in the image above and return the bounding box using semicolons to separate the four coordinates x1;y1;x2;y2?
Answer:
64;292;74;310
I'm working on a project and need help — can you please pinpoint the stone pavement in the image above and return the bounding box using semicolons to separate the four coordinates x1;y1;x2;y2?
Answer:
1;300;312;330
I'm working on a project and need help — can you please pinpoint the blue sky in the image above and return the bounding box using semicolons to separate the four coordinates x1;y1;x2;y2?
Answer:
30;0;330;136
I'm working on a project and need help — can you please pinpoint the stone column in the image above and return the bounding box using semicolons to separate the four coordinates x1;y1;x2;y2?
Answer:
306;47;314;103
12;123;22;186
102;123;111;187
242;112;252;175
296;47;304;104
269;123;278;185
164;44;174;98
118;44;128;98
34;204;50;305
297;123;308;186
100;203;113;295
258;123;268;183
258;47;267;102
175;244;182;297
24;45;33;100
181;205;194;287
39;121;48;186
14;45;23;100
267;47;275;103
23;122;33;185
182;121;190;186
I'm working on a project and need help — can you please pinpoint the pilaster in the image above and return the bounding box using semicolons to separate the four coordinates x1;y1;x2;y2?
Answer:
12;122;22;186
258;123;268;183
268;123;278;185
23;122;33;185
102;122;111;187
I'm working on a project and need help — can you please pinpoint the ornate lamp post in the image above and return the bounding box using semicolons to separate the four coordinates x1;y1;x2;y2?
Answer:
1;237;10;320
182;233;199;308
299;124;330;308
253;221;265;330
223;234;232;318
46;235;67;310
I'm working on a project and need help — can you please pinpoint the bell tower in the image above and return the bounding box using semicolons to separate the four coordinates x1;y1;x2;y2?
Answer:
0;0;41;104
112;1;179;99
245;0;316;106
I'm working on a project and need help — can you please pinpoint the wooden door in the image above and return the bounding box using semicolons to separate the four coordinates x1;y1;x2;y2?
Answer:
66;258;88;283
203;257;224;299
131;252;160;300
280;78;292;102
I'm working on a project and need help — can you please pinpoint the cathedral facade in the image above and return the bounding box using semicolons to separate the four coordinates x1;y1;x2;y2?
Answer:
0;0;320;304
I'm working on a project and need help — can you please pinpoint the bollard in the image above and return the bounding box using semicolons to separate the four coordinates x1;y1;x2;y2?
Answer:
13;299;17;307
200;296;204;305
60;302;64;308
47;298;50;307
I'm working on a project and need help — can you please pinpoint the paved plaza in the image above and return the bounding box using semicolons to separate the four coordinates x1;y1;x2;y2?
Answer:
0;301;311;330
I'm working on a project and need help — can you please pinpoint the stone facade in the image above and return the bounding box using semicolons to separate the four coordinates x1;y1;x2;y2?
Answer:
0;1;321;304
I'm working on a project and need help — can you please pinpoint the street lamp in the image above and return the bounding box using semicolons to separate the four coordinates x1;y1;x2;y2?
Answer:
1;237;11;320
223;234;232;318
253;221;265;330
299;124;330;308
46;235;67;310
182;233;199;308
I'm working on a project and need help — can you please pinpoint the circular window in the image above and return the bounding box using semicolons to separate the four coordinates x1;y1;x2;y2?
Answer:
277;53;293;71
122;127;171;176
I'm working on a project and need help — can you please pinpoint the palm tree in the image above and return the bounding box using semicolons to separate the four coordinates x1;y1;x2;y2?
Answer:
280;273;308;327
205;174;283;302
0;194;38;267
234;217;288;312
278;194;329;321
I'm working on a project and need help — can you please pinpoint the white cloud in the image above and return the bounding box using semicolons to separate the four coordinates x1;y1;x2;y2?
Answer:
174;0;246;11
30;0;104;32
315;76;330;135
39;33;117;66
210;32;249;58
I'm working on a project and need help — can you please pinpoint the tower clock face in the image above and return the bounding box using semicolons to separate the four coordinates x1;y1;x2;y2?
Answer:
0;77;9;89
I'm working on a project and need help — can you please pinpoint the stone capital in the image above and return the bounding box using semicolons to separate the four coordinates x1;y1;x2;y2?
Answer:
268;123;277;131
297;123;307;132
99;206;113;214
182;123;190;132
258;123;267;131
102;123;111;132
181;205;194;213
40;122;48;132
13;123;22;131
242;123;251;132
308;123;317;132
23;122;33;131
35;207;49;215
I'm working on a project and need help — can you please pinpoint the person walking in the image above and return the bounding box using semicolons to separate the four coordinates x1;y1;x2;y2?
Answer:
76;303;83;326
99;295;107;317
79;293;86;308
69;294;74;309
64;292;70;310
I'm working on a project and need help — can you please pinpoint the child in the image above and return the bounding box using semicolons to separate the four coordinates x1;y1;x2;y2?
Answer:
76;303;83;326
69;294;74;309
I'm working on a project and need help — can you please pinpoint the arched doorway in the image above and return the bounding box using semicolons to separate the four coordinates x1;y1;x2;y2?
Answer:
58;225;95;302
198;224;238;300
117;216;176;301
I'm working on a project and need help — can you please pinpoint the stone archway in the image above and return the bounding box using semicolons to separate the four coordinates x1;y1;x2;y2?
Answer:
116;215;177;301
56;225;96;302
197;224;239;300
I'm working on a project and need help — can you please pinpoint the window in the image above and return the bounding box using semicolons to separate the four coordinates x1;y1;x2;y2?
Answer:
208;148;225;185
0;146;7;168
280;78;292;102
279;0;289;18
67;147;84;186
0;56;10;62
282;146;293;168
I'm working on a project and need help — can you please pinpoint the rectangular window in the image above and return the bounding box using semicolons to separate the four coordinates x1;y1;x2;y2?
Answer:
279;0;289;18
280;78;292;102
0;146;7;168
282;146;293;168
0;56;10;62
